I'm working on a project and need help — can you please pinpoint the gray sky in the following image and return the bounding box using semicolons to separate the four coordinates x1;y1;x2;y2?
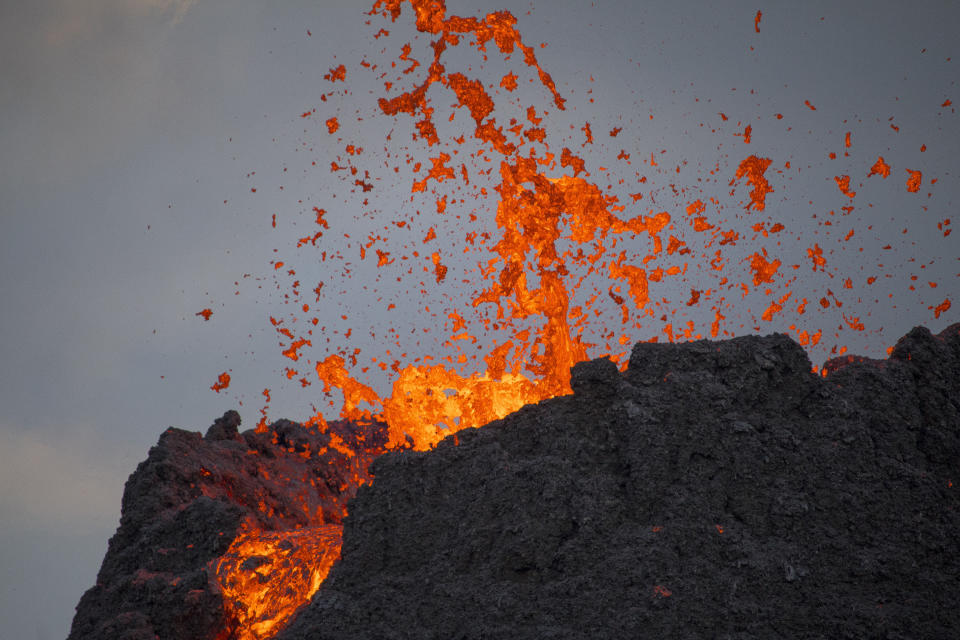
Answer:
1;1;956;638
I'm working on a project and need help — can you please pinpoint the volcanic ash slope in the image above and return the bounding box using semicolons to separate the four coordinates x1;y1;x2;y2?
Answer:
280;324;960;640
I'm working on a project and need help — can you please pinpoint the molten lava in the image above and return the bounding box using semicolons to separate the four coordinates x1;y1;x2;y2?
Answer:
181;415;389;640
202;1;954;638
213;525;341;640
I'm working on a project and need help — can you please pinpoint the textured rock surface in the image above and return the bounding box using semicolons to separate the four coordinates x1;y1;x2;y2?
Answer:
280;325;960;640
67;412;387;640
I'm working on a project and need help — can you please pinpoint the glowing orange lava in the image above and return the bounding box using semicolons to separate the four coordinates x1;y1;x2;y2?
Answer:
731;155;774;211
211;371;231;393
906;168;923;193
213;525;341;640
204;1;955;637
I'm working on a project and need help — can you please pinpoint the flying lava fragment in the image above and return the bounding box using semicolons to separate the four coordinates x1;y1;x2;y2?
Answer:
211;372;231;393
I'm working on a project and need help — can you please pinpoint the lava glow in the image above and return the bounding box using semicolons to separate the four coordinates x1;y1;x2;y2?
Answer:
213;525;341;640
201;2;956;638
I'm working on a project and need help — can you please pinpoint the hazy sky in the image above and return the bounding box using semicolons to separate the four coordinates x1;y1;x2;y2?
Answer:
1;1;957;638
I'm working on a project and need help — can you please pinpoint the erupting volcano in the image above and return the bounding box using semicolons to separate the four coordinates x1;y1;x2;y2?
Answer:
69;2;956;639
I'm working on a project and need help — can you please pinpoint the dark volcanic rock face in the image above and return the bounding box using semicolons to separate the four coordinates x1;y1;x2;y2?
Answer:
279;325;960;640
67;412;387;640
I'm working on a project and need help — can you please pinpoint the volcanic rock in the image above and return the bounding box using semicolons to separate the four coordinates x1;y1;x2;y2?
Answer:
279;324;960;640
66;412;388;640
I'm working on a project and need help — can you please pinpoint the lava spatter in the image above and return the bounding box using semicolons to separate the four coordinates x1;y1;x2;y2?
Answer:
730;155;773;211
202;2;955;637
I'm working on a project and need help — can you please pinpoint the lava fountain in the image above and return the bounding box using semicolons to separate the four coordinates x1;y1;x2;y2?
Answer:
199;2;955;638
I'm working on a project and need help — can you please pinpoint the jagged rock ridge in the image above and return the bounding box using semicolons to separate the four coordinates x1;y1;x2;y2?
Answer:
66;412;388;640
68;325;960;639
278;324;960;640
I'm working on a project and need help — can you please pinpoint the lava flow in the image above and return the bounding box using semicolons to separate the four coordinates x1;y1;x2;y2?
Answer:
202;1;955;638
187;415;389;640
212;525;340;640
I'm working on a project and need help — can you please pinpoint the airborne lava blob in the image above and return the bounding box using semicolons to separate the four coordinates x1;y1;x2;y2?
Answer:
204;1;956;638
